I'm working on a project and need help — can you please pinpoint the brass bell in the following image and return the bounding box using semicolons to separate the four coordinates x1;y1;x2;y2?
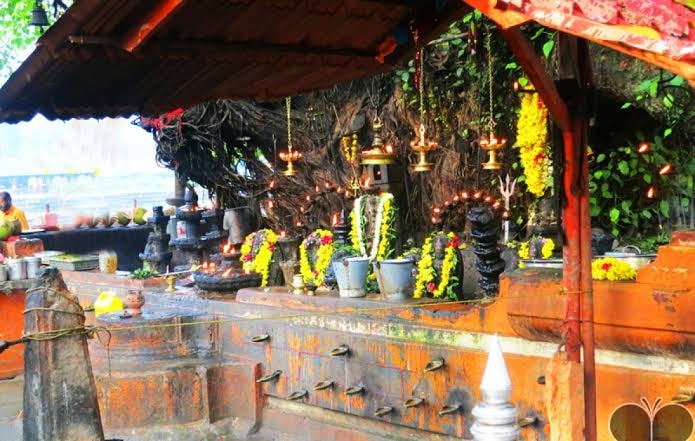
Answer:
29;1;49;28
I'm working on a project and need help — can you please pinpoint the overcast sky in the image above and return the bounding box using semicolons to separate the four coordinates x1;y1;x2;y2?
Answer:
0;115;165;176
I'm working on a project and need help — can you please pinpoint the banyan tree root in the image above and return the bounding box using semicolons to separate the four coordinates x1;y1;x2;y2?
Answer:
467;207;505;296
23;267;105;441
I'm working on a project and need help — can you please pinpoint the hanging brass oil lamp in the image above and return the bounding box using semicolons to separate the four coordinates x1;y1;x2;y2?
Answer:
480;133;506;170
480;31;505;171
410;48;437;173
410;123;437;172
279;96;302;176
361;117;396;165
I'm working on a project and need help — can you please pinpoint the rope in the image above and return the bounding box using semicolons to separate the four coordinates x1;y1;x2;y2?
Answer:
23;307;85;317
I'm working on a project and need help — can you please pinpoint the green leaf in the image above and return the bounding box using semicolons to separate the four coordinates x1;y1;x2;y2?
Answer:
663;94;674;108
620;102;632;109
621;200;632;212
590;205;601;216
659;200;669;217
663;127;672;138
669;75;684;86
593;170;603;179
596;153;606;163
518;77;528;87
681;197;690;208
400;71;410;82
648;81;658;97
542;40;555;58
609;208;620;223
641;210;652;219
611;227;620;237
637;79;652;92
618;160;630;175
643;174;652;183
505;62;518;70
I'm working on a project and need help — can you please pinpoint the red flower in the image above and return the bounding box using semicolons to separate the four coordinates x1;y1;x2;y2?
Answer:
268;244;275;252
427;282;436;293
244;255;252;262
534;153;546;165
449;235;460;248
601;262;613;272
321;235;332;245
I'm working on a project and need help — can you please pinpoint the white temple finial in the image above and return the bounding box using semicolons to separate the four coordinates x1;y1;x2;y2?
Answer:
471;335;520;441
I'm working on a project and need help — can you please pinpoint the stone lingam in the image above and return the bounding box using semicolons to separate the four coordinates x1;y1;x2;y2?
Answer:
171;189;205;270
200;208;226;260
277;232;300;288
467;206;505;297
139;206;172;273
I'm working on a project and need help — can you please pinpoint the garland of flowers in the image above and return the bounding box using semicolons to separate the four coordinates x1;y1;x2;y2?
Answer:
517;237;555;260
299;229;334;287
591;257;636;281
349;192;396;261
414;232;460;299
516;90;551;197
240;229;278;287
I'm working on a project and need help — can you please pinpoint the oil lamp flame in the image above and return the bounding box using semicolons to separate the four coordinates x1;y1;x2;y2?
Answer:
638;142;650;154
280;231;286;238
315;185;320;193
363;177;371;189
221;268;233;278
331;213;338;226
223;243;230;253
647;186;656;199
385;144;394;154
659;164;672;175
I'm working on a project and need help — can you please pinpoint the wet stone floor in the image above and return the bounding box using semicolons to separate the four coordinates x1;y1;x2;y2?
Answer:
0;376;302;441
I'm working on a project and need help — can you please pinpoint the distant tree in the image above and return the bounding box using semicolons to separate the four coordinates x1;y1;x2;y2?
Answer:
0;0;71;82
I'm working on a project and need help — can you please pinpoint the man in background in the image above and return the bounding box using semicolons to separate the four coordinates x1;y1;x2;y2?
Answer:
0;192;29;233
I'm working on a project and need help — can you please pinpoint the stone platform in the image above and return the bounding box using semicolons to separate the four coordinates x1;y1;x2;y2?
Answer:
22;230;695;440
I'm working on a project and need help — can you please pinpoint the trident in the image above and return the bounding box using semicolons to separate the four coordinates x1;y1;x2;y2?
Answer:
499;174;517;243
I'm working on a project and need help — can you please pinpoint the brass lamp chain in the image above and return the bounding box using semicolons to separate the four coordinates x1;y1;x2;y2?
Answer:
418;48;425;121
486;30;494;133
286;96;292;151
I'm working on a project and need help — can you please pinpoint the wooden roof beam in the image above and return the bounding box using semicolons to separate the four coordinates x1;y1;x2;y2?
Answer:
121;0;186;53
499;27;570;131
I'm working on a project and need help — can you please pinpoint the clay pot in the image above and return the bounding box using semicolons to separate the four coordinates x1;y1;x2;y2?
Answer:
125;289;145;315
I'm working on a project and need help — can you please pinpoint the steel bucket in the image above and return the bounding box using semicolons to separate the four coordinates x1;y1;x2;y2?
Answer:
333;257;370;298
373;259;415;301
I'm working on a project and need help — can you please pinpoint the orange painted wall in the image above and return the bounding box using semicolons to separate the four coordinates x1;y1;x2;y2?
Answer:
0;290;25;379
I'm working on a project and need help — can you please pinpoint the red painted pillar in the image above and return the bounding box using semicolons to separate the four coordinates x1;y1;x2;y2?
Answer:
562;128;582;363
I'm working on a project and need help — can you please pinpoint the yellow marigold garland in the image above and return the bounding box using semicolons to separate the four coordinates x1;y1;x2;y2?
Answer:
413;232;460;299
240;229;278;287
299;229;334;287
591;257;636;281
377;195;395;260
349;192;396;260
516;91;551;197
